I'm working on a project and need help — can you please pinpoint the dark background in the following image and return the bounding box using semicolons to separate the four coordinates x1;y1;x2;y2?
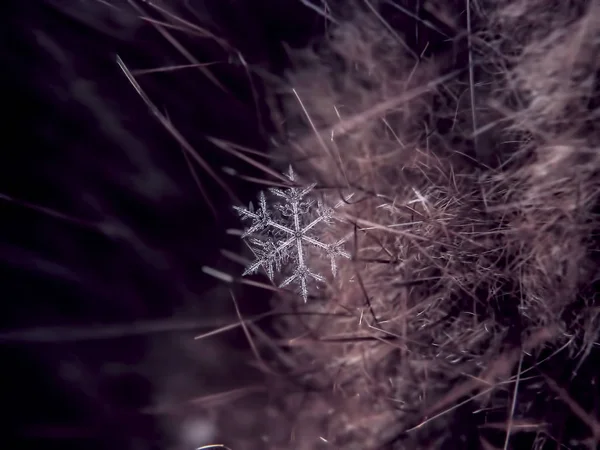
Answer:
0;1;455;449
1;1;324;449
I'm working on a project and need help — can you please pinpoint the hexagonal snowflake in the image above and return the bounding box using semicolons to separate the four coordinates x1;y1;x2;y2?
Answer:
234;166;351;302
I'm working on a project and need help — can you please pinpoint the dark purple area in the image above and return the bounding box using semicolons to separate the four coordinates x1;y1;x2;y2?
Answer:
1;1;326;448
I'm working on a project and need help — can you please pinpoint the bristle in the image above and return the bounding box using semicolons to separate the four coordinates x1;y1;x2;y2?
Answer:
216;1;600;449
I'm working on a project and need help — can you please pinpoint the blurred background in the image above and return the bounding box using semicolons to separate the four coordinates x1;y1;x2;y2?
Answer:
0;1;327;448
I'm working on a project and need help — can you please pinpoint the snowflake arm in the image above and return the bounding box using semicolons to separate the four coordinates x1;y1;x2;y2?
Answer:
279;264;326;303
233;191;271;238
242;238;284;281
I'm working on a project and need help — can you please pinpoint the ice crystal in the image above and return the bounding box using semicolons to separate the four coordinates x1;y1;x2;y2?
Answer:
234;166;351;302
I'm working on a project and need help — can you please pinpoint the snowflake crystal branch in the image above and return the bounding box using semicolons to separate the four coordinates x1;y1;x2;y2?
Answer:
234;166;351;302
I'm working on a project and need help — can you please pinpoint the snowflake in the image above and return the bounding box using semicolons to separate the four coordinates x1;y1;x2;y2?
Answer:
234;166;351;302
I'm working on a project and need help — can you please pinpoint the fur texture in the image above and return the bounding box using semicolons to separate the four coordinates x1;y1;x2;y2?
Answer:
215;1;600;449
